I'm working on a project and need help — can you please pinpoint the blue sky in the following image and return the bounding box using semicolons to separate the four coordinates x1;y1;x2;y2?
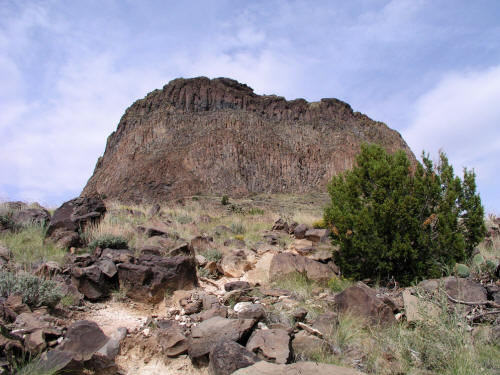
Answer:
1;0;499;213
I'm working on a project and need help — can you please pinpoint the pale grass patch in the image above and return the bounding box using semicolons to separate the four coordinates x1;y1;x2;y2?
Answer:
292;211;322;226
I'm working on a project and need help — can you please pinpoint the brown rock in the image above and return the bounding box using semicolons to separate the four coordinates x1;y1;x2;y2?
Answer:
156;321;188;357
305;229;330;243
225;281;251;292
59;320;109;362
334;282;395;325
293;224;308;239
118;255;198;303
81;77;415;203
209;340;260;375
25;329;46;353
246;328;290;364
269;253;335;282
11;208;51;227
46;196;105;237
188;317;255;361
219;249;255;278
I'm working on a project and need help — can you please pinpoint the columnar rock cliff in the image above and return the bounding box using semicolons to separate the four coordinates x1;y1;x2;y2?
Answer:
82;77;414;203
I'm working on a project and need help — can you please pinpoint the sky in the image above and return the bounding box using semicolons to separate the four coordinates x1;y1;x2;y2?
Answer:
1;0;499;213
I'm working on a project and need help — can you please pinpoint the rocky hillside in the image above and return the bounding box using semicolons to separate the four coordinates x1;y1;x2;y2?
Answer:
0;196;498;374
82;77;414;203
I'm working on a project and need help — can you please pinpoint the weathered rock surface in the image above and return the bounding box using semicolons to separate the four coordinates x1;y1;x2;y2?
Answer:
118;255;198;303
209;340;259;375
82;77;414;203
269;253;335;282
188;316;255;361
334;282;395;325
11;207;51;227
246;328;290;364
232;361;366;375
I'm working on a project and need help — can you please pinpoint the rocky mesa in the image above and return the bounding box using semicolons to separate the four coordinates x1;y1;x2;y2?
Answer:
82;77;414;203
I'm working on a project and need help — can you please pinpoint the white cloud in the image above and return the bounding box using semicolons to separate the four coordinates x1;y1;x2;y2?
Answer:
403;65;500;212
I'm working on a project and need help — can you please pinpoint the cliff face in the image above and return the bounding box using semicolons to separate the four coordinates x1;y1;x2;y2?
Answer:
82;77;415;203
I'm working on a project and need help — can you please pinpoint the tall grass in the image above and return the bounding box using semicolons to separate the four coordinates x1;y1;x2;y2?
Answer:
0;224;66;269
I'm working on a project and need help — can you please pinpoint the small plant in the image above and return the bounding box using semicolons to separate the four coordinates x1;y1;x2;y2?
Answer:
312;218;326;229
201;249;223;262
230;222;246;235
59;294;77;307
111;287;128;302
0;271;62;307
234;234;245;241
221;195;230;205
247;207;264;215
272;272;316;300
88;234;128;251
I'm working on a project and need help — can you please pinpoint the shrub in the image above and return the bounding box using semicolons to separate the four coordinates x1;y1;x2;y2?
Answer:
325;144;486;285
88;235;128;251
0;271;62;307
201;249;223;262
230;222;246;235
312;218;326;229
221;195;229;205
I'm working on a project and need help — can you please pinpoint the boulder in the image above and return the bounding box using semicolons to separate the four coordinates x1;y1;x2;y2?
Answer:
71;264;112;301
209;340;259;375
232;361;366;375
246;328;290;364
305;229;330;243
156;321;188;357
243;252;275;284
118;255;198;303
11;208;51;227
35;261;62;277
25;328;46;352
334;282;395;325
269;253;335;282
49;229;81;248
417;277;488;303
188;317;255;361
293;224;308;239
46;196;106;237
58;320;109;362
219;249;256;278
236;304;266;320
137;222;170;237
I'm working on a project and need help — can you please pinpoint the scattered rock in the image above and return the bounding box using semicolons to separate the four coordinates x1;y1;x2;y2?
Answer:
402;289;439;323
246;328;290;364
190;235;214;253
290;239;314;255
